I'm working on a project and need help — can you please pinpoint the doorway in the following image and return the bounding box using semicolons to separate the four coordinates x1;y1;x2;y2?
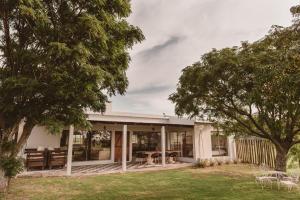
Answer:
114;131;129;162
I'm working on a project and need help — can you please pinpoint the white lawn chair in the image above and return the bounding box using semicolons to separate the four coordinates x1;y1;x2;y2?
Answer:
279;175;299;191
255;176;277;189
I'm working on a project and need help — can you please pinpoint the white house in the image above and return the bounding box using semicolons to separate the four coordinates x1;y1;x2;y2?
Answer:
22;103;236;174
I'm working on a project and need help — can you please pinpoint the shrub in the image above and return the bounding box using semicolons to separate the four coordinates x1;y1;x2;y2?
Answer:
0;156;23;191
233;159;242;164
225;159;231;165
204;159;210;167
197;159;210;168
217;159;224;166
210;159;218;167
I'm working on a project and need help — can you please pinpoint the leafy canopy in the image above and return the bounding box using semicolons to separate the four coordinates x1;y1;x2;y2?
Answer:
0;0;144;130
170;6;300;152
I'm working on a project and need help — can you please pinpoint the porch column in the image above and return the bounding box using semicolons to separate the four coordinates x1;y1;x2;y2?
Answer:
122;125;127;172
129;131;133;162
66;125;74;176
228;136;236;160
161;126;166;167
111;131;115;162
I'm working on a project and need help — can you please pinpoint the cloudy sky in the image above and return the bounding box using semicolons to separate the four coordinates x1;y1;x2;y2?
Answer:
111;0;298;115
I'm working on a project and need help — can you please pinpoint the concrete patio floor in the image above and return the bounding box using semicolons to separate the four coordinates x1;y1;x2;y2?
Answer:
18;162;193;177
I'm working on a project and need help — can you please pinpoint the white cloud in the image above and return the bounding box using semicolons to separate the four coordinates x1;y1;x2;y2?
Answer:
111;0;298;115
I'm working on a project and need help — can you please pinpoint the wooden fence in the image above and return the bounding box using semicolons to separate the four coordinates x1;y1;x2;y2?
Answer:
236;138;276;168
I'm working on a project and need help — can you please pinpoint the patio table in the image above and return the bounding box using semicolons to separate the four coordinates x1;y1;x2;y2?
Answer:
137;151;157;165
137;150;181;165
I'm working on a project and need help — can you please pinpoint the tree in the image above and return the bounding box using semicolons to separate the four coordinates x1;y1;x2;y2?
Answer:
170;5;300;172
288;144;300;168
0;0;144;186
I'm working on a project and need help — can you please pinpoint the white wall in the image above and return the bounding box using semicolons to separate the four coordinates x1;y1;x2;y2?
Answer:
193;123;237;161
25;126;61;149
198;124;214;160
227;135;236;160
194;123;214;161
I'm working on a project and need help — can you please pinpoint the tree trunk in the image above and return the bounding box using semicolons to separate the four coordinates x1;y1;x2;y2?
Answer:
0;170;7;193
275;147;288;172
13;122;35;156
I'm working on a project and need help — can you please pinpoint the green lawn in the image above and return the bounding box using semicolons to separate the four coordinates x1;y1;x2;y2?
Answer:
2;165;300;200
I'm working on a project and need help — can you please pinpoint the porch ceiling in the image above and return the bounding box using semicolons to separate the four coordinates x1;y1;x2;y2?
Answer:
88;120;194;128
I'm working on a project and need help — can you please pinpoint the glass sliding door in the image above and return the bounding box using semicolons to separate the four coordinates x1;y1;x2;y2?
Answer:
169;131;193;158
60;129;112;162
181;132;193;158
169;132;181;151
132;132;160;156
90;130;111;161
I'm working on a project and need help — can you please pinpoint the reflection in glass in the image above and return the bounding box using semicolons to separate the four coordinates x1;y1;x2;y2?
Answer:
60;130;111;161
211;133;228;157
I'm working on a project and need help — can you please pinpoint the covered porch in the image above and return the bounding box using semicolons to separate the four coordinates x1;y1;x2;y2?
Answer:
23;113;195;175
64;121;195;175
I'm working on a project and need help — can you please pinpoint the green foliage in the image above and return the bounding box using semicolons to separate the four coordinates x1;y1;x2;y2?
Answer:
0;0;144;181
0;156;23;178
170;5;300;171
0;0;144;161
288;144;300;168
197;159;210;168
0;136;23;180
0;0;144;130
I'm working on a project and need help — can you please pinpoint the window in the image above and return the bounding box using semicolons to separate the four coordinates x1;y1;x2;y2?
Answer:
169;132;181;151
132;132;160;155
73;134;84;145
90;130;111;161
211;133;228;157
60;129;112;161
169;131;193;158
181;132;193;158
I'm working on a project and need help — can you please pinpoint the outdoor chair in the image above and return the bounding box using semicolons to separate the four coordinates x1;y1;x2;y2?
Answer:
255;175;277;189
151;153;160;164
135;153;147;165
279;175;299;191
48;149;67;169
26;150;47;171
168;152;178;163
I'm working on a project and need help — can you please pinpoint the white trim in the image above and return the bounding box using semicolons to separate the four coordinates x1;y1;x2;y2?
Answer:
111;130;115;162
129;131;133;162
86;111;198;126
66;125;74;175
161;126;166;167
122;125;127;172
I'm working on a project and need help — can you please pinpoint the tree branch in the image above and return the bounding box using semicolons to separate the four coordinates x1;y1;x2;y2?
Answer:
221;108;267;139
1;3;14;75
13;121;35;156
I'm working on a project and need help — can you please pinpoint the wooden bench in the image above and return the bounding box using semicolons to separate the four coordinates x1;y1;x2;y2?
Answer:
48;150;67;169
26;150;47;170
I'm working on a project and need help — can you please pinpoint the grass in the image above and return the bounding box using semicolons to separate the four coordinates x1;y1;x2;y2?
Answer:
1;164;300;200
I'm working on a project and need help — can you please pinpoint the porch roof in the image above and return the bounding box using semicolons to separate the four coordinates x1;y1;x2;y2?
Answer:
86;111;198;126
